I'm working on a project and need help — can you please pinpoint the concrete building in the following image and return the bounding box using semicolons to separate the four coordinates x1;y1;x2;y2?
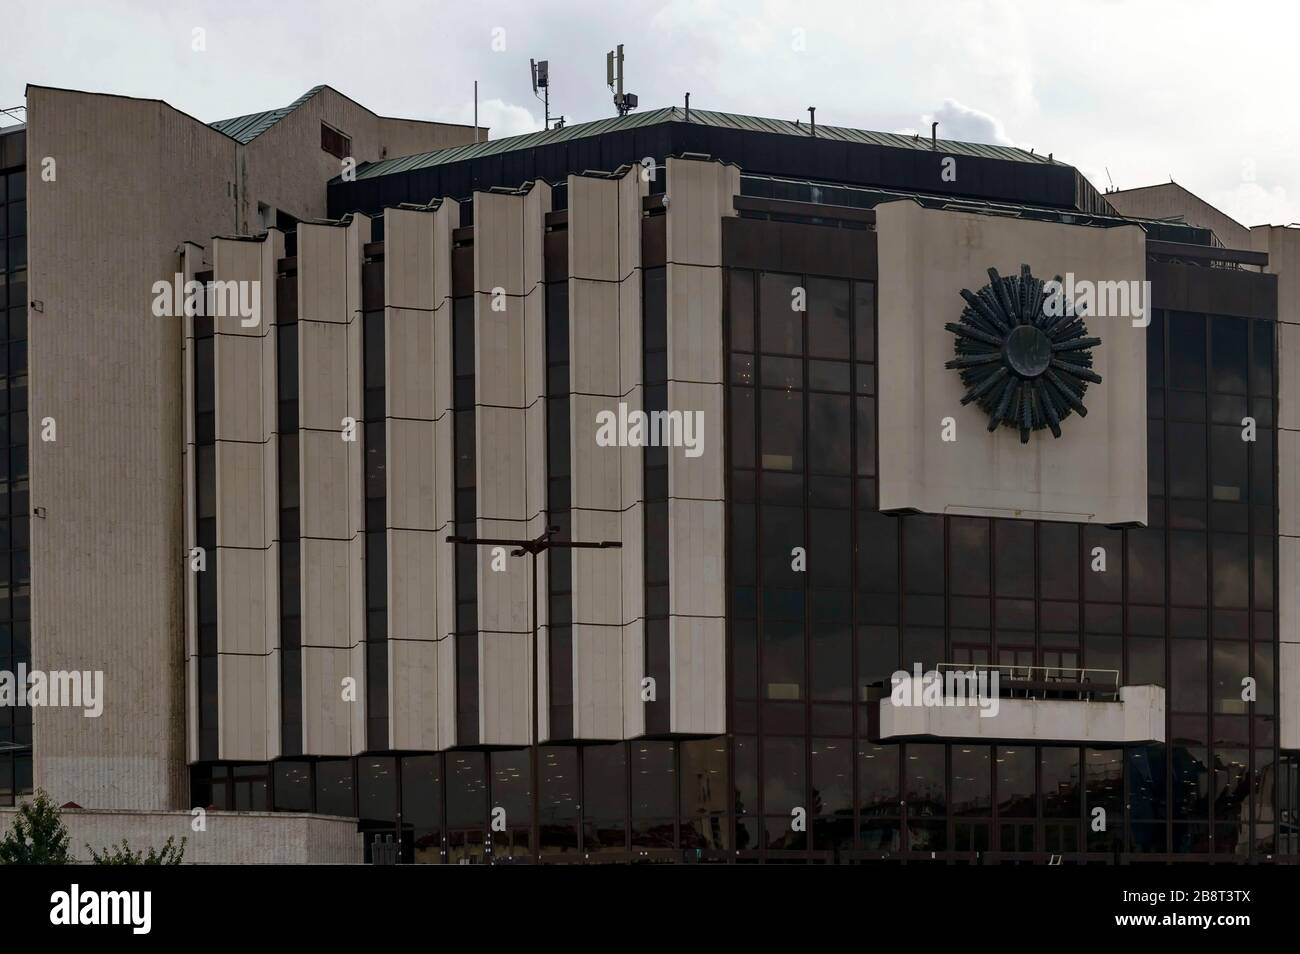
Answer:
0;81;1297;863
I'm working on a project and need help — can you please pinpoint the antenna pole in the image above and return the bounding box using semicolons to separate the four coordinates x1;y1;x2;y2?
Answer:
607;44;637;117
474;80;479;143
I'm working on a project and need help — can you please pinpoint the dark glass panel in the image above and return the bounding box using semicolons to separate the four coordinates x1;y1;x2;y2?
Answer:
807;393;851;474
951;745;991;817
810;738;852;817
996;747;1035;818
903;514;943;595
949;517;990;597
728;269;755;352
763;736;805;816
1211;316;1248;394
315;759;355;818
1041;748;1081;819
760;389;803;472
904;744;946;815
680;739;727;816
994;520;1034;598
1169;312;1206;390
759;272;803;355
807;277;851;359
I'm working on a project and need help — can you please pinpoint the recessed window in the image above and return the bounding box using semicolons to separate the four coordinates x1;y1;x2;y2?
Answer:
321;122;351;160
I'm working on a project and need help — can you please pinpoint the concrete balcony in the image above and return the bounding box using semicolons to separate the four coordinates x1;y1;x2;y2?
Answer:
877;665;1165;745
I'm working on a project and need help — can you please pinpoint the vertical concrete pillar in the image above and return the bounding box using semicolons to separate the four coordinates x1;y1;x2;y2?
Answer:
565;168;648;740
384;201;457;750
297;215;369;755
473;184;551;746
663;157;737;735
212;232;284;761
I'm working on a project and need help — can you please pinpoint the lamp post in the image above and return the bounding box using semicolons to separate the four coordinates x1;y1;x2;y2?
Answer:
446;525;621;863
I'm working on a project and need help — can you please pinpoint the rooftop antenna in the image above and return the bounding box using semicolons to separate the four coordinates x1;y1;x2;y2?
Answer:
606;44;638;116
473;81;479;143
1105;166;1115;192
530;58;556;131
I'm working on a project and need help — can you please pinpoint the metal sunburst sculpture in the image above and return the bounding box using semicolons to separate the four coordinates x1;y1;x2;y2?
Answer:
945;265;1101;444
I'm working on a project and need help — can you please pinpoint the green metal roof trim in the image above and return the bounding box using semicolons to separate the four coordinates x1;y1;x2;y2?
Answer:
210;85;326;144
347;106;1051;182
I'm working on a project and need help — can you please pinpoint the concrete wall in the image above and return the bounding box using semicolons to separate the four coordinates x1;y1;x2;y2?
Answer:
0;807;362;864
24;82;479;808
1106;182;1252;249
243;86;483;228
876;201;1148;526
26;86;240;810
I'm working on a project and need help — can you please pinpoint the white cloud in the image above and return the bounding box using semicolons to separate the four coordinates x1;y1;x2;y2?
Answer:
1206;181;1294;229
904;99;1015;147
431;98;540;139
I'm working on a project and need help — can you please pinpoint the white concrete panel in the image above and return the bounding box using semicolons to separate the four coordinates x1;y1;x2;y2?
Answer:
301;646;357;755
216;546;276;656
300;429;351;540
387;417;436;530
1282;429;1300;539
570;393;624;514
875;201;1148;526
300;538;353;650
478;630;533;747
667;263;724;385
668;498;726;619
389;639;441;751
665;157;739;268
1282;643;1300;750
574;623;623;740
568;174;620;282
666;381;724;501
879;681;1167;745
669;616;726;735
218;653;279;762
570;279;622;397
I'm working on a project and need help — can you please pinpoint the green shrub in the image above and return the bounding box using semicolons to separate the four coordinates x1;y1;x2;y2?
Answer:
86;835;186;865
0;789;71;865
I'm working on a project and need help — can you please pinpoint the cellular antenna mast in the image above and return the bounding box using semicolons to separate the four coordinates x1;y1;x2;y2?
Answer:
530;57;560;131
606;44;638;116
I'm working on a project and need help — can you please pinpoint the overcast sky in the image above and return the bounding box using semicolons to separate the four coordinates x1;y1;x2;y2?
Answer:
3;0;1297;226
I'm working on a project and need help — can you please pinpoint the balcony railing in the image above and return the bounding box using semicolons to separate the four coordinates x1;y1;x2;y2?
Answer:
935;663;1121;702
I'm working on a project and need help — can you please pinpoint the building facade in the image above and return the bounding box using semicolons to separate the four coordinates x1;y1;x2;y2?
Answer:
4;84;1300;863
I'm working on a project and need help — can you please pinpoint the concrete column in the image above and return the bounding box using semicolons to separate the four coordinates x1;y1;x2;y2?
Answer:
663;157;736;735
472;184;551;746
565;168;647;740
212;232;283;762
384;201;456;750
297;215;369;755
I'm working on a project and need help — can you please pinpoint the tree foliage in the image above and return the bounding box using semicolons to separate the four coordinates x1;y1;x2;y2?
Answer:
0;789;71;865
